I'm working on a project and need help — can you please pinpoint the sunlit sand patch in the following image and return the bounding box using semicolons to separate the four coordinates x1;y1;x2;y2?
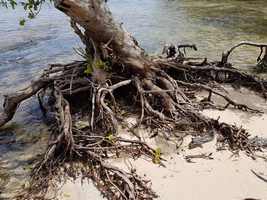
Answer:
58;87;267;200
58;178;104;200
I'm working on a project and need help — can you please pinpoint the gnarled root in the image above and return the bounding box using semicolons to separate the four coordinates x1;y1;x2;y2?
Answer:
2;43;267;200
220;41;267;68
0;79;49;127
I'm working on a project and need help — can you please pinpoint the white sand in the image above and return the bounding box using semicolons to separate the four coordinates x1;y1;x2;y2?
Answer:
59;87;267;200
57;179;103;200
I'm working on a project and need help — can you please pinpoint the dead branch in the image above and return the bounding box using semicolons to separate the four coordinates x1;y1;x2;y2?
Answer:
185;153;213;162
0;78;50;127
220;41;267;66
176;80;262;113
251;170;267;183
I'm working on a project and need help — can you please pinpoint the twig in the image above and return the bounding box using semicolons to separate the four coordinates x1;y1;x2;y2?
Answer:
251;169;267;183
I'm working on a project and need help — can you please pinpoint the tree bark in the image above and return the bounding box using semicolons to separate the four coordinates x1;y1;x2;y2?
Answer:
55;0;151;75
0;79;48;127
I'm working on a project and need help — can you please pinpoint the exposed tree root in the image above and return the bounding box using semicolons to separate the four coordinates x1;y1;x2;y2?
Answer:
0;79;50;127
220;41;267;68
1;41;267;199
175;80;261;113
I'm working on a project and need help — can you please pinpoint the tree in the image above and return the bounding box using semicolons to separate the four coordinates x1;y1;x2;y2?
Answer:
1;0;267;199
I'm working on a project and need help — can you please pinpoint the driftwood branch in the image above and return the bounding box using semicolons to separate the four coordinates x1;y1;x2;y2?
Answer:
251;170;267;183
221;41;267;66
0;79;49;127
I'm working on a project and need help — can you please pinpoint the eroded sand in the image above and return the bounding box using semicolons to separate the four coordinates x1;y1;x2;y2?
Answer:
58;87;267;200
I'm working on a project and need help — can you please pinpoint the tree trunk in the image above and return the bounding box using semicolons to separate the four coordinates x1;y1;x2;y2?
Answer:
55;0;151;75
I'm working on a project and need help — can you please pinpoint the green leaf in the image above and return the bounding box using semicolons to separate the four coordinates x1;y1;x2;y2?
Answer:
84;65;93;75
9;0;17;9
19;19;26;26
0;0;8;8
95;59;106;69
105;132;115;143
153;147;162;164
28;12;34;19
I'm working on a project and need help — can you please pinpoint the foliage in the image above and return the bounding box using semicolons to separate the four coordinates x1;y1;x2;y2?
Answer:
75;47;111;76
105;132;115;144
84;59;109;76
19;18;26;26
94;59;109;71
152;147;162;164
0;0;48;25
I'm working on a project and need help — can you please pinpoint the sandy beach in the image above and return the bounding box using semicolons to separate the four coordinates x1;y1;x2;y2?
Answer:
58;87;267;200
